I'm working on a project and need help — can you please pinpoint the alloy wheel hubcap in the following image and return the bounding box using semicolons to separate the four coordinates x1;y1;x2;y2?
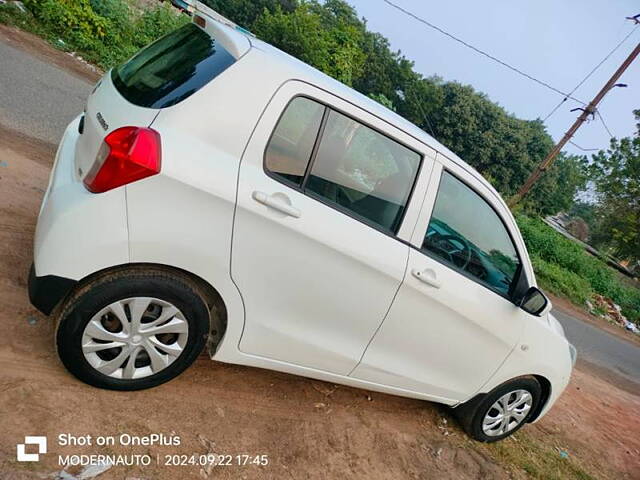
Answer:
482;389;533;437
81;297;188;380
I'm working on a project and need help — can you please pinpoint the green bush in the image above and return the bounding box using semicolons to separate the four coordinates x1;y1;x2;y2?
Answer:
517;215;640;322
134;3;188;47
530;255;594;305
17;0;188;69
89;0;129;22
24;0;109;49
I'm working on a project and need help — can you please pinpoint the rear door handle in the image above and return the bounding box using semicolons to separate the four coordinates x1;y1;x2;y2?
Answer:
252;191;301;218
411;268;441;288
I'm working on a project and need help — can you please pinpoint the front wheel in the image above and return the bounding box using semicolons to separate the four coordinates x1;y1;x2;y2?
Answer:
56;268;211;390
454;377;541;442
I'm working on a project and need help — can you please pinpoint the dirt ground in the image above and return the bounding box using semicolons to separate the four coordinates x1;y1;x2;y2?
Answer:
1;26;639;480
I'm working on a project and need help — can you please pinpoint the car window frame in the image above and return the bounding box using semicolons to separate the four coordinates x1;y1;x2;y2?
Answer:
263;94;425;238
263;96;329;190
417;168;526;301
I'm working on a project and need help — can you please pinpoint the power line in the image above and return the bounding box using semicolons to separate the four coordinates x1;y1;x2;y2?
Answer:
381;0;587;105
510;41;640;206
543;25;638;122
409;88;436;138
568;140;600;152
542;98;568;123
596;110;615;138
416;101;436;138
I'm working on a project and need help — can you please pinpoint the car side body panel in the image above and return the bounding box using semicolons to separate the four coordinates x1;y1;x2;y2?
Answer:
351;161;529;403
230;79;435;375
32;18;572;418
125;48;282;359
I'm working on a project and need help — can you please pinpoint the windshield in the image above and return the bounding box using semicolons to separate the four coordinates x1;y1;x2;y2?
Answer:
112;23;236;109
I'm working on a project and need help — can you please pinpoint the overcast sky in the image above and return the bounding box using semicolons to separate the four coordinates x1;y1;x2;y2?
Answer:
345;0;639;156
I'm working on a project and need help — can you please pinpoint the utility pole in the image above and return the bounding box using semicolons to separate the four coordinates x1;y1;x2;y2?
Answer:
509;39;640;207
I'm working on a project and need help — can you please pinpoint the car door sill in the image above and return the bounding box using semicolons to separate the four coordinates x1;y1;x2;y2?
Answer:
213;350;459;406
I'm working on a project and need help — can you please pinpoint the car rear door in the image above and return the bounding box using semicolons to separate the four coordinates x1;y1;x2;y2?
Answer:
351;159;529;403
231;81;435;375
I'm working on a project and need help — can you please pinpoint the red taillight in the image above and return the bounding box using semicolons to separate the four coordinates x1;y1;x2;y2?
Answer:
84;127;161;193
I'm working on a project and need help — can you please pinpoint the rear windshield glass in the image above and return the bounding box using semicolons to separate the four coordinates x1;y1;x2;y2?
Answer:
112;23;236;109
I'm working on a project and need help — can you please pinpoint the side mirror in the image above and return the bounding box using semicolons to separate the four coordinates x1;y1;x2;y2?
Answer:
519;286;549;316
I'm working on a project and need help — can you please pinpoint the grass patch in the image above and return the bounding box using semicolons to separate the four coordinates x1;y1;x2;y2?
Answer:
0;0;188;70
482;431;596;480
517;215;640;322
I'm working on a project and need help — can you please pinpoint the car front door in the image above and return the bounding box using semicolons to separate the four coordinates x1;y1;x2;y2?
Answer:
351;160;531;402
232;81;434;375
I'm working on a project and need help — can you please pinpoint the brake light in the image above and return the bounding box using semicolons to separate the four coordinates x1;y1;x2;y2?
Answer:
84;127;161;193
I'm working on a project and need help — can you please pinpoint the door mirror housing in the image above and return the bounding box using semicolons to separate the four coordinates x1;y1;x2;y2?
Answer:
519;287;549;316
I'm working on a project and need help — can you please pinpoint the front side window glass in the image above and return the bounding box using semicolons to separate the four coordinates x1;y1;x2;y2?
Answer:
265;97;325;186
422;172;520;296
305;110;421;233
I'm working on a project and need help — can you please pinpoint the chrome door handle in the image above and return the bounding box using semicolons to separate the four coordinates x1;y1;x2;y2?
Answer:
411;268;441;288
252;191;301;218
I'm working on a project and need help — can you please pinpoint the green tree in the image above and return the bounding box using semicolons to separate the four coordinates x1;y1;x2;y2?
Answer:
527;153;588;216
253;2;365;86
569;201;598;229
199;0;297;29
353;30;417;109
589;109;640;262
199;0;588;216
368;93;396;111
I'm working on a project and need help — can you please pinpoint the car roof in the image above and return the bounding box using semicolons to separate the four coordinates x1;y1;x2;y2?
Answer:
205;19;505;205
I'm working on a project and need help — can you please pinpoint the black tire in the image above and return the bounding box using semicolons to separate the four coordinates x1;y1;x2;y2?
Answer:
56;267;210;390
454;377;541;442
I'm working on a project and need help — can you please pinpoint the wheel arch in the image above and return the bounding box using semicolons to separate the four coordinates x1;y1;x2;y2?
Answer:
60;262;229;351
455;373;551;423
527;374;551;423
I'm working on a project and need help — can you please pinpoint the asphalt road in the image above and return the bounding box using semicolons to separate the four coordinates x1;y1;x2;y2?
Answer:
554;309;640;385
0;39;91;144
1;34;639;386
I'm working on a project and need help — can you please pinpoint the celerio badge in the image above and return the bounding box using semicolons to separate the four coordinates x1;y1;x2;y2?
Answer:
96;112;109;131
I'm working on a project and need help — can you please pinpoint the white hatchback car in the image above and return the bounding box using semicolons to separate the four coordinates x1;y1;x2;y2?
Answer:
29;10;575;442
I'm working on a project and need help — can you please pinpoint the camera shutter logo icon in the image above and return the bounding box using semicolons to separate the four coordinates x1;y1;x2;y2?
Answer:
17;436;47;462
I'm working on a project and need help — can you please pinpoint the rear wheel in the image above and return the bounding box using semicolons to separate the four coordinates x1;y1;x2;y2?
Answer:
454;377;541;442
56;268;210;390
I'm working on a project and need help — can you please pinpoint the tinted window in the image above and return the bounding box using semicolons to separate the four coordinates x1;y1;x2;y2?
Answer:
306;110;421;234
265;98;325;186
422;172;520;296
112;23;235;109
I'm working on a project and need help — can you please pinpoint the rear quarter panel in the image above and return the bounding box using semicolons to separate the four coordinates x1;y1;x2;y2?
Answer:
34;117;129;280
125;48;285;356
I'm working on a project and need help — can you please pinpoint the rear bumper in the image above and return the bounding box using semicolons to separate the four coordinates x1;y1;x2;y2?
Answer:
33;116;129;287
28;263;76;315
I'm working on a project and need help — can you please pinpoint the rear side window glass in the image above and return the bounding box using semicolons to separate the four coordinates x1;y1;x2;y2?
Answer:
112;23;235;109
422;172;521;296
306;110;421;234
265;97;325;186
